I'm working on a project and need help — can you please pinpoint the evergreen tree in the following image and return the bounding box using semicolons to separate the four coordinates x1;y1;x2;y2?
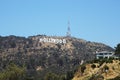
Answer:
115;43;120;56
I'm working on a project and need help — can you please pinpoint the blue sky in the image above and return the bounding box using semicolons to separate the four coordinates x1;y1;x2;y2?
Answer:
0;0;120;48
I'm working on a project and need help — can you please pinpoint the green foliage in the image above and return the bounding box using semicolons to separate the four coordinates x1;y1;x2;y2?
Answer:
66;71;74;80
0;63;26;80
44;72;59;80
44;71;74;80
115;43;120;56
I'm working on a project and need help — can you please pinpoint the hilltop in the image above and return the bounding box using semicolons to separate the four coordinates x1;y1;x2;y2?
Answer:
0;35;114;79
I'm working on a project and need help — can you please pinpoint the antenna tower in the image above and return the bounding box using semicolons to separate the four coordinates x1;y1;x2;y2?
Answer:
66;21;71;37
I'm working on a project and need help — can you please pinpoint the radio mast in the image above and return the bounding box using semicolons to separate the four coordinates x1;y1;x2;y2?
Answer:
66;21;71;37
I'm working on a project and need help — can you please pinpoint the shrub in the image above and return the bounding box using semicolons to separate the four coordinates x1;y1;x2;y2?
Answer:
91;64;96;69
89;74;104;80
103;65;109;73
81;65;86;74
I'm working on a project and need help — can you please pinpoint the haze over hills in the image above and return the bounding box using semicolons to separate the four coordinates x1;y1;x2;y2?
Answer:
0;35;114;79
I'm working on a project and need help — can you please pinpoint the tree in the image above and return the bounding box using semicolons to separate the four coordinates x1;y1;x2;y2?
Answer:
115;43;120;57
0;63;26;80
66;71;74;80
44;72;59;80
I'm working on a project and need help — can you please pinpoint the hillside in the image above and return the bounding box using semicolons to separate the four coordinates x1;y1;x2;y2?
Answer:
0;35;114;79
73;59;120;80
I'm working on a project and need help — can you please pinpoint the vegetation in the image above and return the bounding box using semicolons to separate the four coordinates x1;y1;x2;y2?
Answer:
0;63;26;80
44;72;60;80
108;76;120;80
115;43;120;57
80;65;86;74
91;64;96;69
44;71;74;80
0;35;114;80
73;57;120;80
89;74;104;80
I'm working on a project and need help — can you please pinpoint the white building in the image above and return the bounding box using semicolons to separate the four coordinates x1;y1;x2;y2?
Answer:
96;51;114;59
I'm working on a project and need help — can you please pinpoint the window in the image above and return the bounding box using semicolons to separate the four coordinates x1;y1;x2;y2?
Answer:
99;53;103;55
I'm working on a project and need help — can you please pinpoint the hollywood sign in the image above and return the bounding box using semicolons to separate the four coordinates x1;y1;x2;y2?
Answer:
39;38;66;44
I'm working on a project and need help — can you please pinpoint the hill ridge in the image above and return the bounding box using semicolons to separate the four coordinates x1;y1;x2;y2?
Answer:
0;35;114;79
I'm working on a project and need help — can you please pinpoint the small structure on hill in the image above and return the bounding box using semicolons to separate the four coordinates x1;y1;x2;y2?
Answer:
96;51;115;59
